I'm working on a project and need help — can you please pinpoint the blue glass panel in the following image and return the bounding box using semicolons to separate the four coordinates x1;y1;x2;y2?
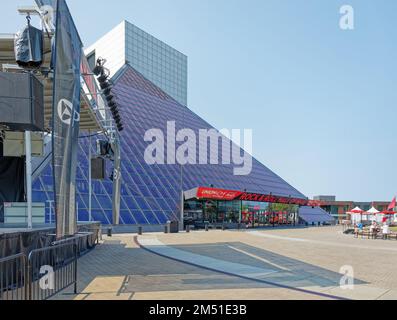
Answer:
146;198;161;211
103;182;113;194
32;178;43;191
81;194;101;209
132;210;149;225
120;198;129;210
120;211;136;225
154;211;168;224
124;197;139;210
41;165;52;176
92;209;110;224
76;194;87;210
32;191;48;203
92;181;106;195
96;195;112;210
78;209;89;222
77;180;89;193
103;210;115;224
127;186;143;197
138;185;152;198
142;211;160;224
165;211;177;221
40;176;53;192
135;197;150;211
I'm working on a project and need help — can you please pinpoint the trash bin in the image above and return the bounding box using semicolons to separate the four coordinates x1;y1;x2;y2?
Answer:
169;221;179;233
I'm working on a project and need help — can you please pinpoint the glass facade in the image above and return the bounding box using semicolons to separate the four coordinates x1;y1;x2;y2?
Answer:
125;22;188;106
34;65;306;226
184;199;299;228
85;21;188;106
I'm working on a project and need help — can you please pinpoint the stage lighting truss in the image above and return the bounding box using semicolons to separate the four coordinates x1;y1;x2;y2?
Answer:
93;57;109;77
93;57;124;133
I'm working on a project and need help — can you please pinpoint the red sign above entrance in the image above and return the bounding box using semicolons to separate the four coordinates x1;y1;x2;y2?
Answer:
197;187;243;201
195;187;309;206
238;193;308;206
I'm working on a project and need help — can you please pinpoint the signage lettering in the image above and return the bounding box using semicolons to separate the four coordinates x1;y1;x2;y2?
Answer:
196;187;309;206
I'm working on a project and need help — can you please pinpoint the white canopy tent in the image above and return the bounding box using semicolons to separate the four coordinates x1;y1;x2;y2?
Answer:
366;207;380;222
347;207;364;224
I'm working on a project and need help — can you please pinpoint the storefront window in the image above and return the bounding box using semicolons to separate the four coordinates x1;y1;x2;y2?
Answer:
184;199;299;228
204;200;218;223
217;201;241;223
242;201;299;227
242;201;270;226
184;200;203;224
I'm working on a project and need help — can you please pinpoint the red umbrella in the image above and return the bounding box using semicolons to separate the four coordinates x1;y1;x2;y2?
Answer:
381;211;396;215
379;211;396;224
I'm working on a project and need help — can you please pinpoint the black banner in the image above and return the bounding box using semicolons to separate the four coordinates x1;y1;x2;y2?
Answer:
3;300;375;317
36;0;83;239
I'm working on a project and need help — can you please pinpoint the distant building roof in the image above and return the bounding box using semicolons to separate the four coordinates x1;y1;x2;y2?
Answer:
313;195;336;202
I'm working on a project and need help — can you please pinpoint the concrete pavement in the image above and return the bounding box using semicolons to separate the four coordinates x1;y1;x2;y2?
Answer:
54;226;397;300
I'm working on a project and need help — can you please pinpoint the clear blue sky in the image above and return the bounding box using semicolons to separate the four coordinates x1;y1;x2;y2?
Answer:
2;0;396;201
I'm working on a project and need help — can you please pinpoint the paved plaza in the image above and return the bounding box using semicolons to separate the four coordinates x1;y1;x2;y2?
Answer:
56;226;397;300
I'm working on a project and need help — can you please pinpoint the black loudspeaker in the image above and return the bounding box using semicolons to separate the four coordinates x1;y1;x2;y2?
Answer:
91;157;106;180
97;140;114;157
0;72;44;132
15;23;44;69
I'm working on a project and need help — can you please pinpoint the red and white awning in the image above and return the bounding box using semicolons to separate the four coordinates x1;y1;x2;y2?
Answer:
184;187;309;206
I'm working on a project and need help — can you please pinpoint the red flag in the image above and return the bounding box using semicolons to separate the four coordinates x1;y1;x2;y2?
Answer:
388;197;396;211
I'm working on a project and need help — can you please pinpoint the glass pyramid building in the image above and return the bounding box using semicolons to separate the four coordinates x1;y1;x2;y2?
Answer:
33;64;308;225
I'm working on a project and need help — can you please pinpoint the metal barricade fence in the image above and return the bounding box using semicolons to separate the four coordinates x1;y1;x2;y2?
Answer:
0;231;100;301
0;254;28;301
28;241;78;301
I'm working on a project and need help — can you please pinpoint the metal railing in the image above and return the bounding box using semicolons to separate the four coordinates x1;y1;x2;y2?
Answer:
28;241;78;301
0;230;100;301
0;254;28;301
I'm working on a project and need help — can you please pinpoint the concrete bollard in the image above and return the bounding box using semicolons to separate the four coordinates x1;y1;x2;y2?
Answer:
186;225;190;233
167;221;172;234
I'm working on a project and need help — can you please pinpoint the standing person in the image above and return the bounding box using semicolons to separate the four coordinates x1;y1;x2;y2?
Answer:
370;222;378;239
370;222;375;236
354;224;359;238
382;223;390;240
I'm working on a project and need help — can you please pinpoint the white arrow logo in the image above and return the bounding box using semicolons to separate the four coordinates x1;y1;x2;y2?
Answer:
114;168;122;180
57;99;80;125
